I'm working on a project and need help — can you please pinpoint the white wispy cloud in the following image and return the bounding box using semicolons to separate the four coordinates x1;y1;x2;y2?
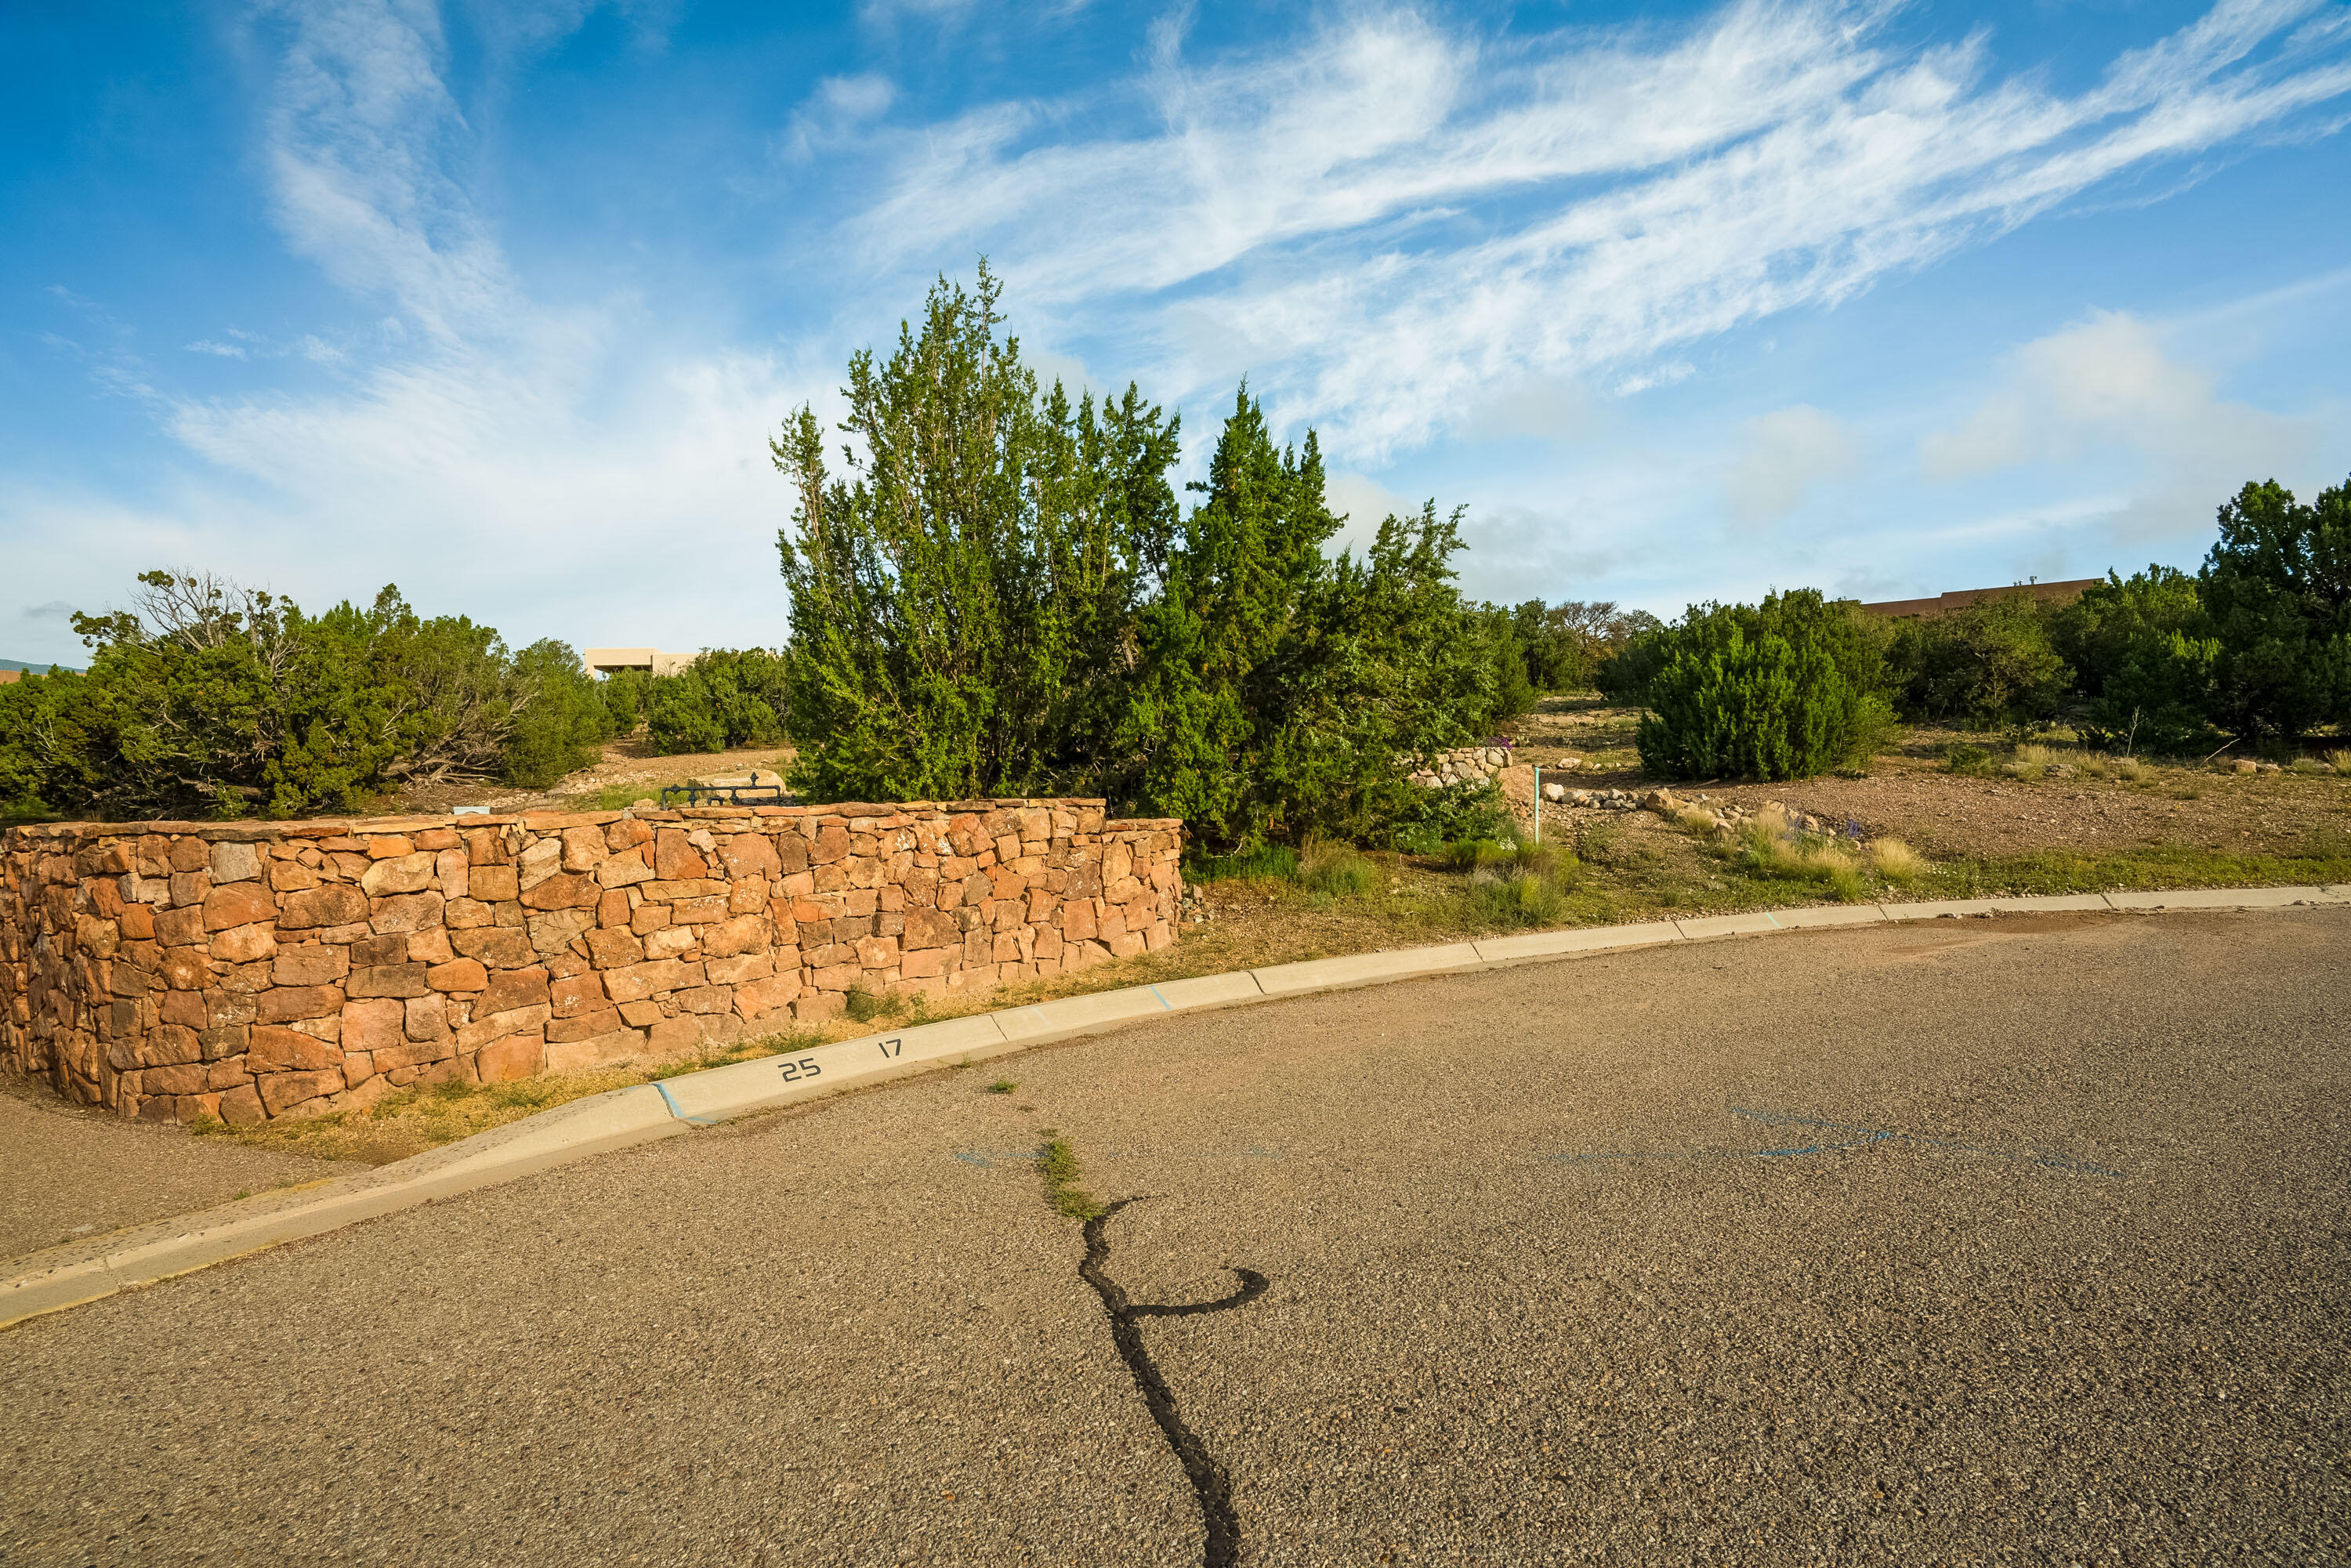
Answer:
845;0;2351;460
1726;405;1862;524
45;0;828;654
1921;309;2324;540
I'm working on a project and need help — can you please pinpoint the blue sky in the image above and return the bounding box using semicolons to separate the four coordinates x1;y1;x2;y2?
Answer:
5;0;2349;668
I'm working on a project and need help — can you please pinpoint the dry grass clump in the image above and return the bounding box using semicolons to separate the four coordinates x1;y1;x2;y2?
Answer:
2012;743;2057;767
1298;841;1380;895
2077;751;2148;780
1867;836;1927;884
1672;806;1722;835
1730;806;1870;902
2327;748;2351;774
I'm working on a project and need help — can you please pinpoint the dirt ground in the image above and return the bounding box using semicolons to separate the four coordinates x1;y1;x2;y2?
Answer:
385;735;796;817
1509;695;2351;861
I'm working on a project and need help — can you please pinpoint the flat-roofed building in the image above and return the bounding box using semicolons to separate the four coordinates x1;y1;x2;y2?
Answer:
1859;579;2101;620
582;647;699;677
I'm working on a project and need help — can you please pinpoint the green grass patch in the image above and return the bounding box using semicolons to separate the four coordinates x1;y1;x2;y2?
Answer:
1190;843;1302;882
1037;1131;1104;1220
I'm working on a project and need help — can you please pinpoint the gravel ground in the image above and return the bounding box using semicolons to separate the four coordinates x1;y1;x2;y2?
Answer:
0;1081;360;1261
3;907;2346;1565
1512;697;2351;859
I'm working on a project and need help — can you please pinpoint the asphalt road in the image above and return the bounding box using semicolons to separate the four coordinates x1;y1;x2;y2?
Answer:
5;907;2347;1566
0;1080;357;1262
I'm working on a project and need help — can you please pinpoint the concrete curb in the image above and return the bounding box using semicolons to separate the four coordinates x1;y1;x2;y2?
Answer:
6;882;2345;1328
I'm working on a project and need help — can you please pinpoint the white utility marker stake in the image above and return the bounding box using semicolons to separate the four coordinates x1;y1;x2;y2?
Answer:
1532;765;1541;844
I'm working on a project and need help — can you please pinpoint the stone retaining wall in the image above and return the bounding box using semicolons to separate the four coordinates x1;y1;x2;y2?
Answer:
1;800;1182;1126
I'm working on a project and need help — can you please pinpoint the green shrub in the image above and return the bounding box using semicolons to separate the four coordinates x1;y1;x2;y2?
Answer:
1594;624;1670;704
646;649;791;755
502;639;612;788
2049;565;2216;753
0;572;611;819
1885;590;2074;729
596;667;652;733
771;267;1497;847
1634;591;1894;780
1944;742;1996;777
1390;778;1508;854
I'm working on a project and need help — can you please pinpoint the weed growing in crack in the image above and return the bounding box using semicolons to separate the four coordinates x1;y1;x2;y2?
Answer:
1037;1130;1105;1220
987;1079;1017;1095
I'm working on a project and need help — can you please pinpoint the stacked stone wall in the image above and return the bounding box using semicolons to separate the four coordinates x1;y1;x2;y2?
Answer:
0;800;1182;1126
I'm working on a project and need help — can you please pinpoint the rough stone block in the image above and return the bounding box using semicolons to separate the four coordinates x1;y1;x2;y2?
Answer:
585;926;643;969
733;974;799;1019
518;838;563;890
469;864;520;902
339;998;405;1056
654;830;709;880
701;913;769;958
426;957;488;992
559;826;609;871
210;922;277;965
452;926;536;969
596;849;652;889
527;907;597;957
545;1029;645;1072
161;948;214;991
549;972;606;1018
250;1023;342;1072
257;1068;345;1115
370;892;444;934
444;896;494;929
217;1084;266;1127
348;963;430;999
360;852;437;896
201;882;277;932
404;994;450;1042
209;841;263;884
256;984;345;1024
281;884;368;929
522;872;598;911
353;932;408;967
716;834;781;879
480;967;552;1014
643;926;697;961
139;1024;205;1067
476;1034;544;1084
546;1008;625;1044
362;835;415;860
704;953;773;985
603;958;698;1003
457;1005;550;1052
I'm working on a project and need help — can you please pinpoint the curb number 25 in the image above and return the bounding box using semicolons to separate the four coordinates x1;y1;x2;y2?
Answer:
777;1056;824;1084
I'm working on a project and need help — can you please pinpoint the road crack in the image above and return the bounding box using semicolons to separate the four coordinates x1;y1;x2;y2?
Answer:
1078;1197;1268;1567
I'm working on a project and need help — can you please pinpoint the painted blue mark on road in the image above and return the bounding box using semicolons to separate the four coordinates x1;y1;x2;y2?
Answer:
1149;985;1173;1010
1552;1106;2124;1179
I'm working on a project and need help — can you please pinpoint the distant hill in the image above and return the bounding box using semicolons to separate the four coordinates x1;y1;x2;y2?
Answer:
0;658;79;674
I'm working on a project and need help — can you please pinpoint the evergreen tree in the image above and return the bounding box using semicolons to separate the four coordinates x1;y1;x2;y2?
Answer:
2199;477;2351;738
